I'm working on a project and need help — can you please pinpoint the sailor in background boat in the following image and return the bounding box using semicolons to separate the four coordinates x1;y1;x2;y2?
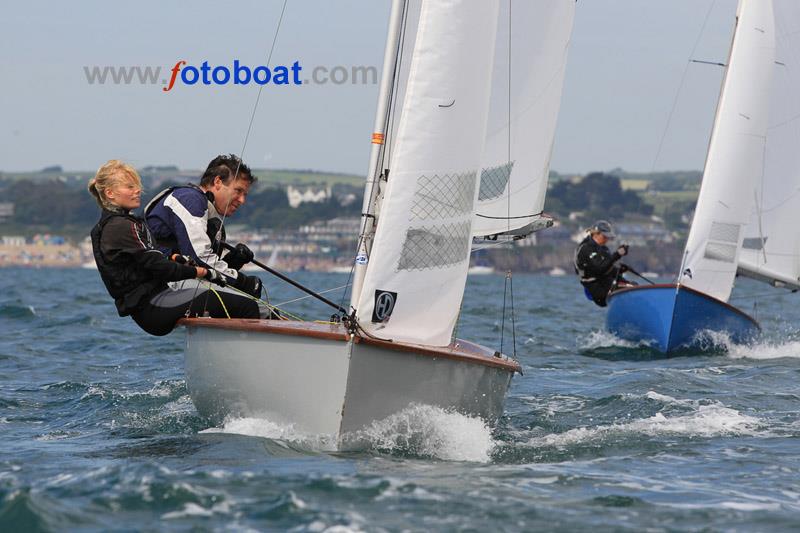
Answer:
88;160;260;336
574;220;632;307
145;154;263;299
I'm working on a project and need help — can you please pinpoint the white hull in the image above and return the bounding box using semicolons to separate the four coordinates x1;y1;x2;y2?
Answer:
182;319;519;449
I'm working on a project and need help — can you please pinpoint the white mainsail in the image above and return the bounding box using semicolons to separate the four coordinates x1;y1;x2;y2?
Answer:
473;0;576;238
679;0;776;302
737;0;800;290
355;0;500;346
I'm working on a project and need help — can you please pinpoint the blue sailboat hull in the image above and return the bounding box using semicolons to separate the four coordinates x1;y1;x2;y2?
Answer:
606;284;760;353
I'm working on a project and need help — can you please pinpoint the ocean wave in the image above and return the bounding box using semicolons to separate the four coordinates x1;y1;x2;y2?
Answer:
579;330;652;350
725;339;800;360
663;501;782;512
161;500;233;520
0;489;49;531
349;404;496;463
200;416;338;451
120;395;200;436
668;329;800;360
80;379;186;402
201;404;497;462
0;304;36;320
526;394;762;449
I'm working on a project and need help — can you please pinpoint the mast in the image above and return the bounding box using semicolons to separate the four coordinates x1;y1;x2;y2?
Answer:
349;0;406;312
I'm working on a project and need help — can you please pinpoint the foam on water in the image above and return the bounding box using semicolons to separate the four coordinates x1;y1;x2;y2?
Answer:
687;329;800;360
161;500;233;520
579;330;652;350
725;339;800;360
350;404;496;463
528;392;762;448
200;405;496;462
199;416;337;450
665;501;782;512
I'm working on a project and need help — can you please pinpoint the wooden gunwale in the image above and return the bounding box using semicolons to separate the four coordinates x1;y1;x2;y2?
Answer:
178;318;521;373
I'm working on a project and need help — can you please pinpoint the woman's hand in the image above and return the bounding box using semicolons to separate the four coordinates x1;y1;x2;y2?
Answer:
196;267;227;287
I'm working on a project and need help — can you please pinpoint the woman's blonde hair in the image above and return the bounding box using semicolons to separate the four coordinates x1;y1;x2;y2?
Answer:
88;160;142;209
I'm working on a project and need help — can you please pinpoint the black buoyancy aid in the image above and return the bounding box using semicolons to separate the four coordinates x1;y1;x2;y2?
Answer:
91;209;164;316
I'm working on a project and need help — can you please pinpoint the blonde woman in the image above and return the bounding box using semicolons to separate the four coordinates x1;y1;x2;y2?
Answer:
88;160;259;335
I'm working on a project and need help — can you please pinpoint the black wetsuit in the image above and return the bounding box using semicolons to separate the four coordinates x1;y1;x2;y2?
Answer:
91;207;259;336
574;235;623;307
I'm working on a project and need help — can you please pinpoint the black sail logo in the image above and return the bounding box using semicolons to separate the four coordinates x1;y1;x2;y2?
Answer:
372;290;397;323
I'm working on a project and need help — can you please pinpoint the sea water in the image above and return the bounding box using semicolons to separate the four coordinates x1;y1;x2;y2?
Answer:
1;267;799;531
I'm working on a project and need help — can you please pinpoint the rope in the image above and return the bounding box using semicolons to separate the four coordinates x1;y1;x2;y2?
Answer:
730;290;799;302
508;271;516;358
500;272;508;355
503;3;517;359
475;210;544;220
206;286;231;319
278;283;351;307
651;0;718;172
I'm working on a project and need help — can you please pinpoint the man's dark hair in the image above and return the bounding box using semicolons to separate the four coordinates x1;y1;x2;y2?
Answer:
199;154;256;187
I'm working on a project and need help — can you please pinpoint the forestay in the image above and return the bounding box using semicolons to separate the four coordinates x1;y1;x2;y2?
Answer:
679;0;776;302
473;0;576;238
737;0;800;290
356;0;500;346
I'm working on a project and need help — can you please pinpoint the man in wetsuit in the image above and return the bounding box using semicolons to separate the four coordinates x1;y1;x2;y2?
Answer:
574;220;630;307
145;154;263;298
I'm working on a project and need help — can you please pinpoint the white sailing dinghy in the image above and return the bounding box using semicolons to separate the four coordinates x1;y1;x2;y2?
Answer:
608;0;800;353
181;0;576;447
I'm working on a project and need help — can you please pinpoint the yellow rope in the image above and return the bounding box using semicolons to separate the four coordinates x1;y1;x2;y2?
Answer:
216;282;302;321
201;277;346;324
206;287;231;319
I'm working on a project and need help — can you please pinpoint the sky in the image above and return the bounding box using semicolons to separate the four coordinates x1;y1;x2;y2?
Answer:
0;0;739;175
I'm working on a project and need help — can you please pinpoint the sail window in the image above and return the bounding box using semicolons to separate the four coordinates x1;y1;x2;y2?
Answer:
702;222;742;262
410;172;477;220
709;221;741;243
742;236;767;250
704;242;738;263
397;221;472;271
478;161;514;201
